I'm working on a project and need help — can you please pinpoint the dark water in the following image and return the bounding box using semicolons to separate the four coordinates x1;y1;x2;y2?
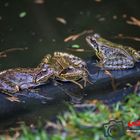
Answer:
0;0;140;69
0;0;140;129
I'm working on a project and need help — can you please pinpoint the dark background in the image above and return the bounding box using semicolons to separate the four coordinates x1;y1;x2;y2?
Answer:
0;0;140;69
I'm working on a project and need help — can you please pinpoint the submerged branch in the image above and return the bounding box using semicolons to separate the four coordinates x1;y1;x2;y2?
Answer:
127;17;140;27
64;29;93;42
0;47;28;58
114;34;140;42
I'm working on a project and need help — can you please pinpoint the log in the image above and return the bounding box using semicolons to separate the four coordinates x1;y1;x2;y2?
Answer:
0;58;139;118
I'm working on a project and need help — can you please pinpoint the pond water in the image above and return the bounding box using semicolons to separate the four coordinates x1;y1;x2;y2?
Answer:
0;0;140;69
0;0;140;130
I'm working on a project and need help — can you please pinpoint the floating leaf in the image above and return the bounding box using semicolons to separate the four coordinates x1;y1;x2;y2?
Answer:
56;17;67;24
19;12;27;18
71;44;80;49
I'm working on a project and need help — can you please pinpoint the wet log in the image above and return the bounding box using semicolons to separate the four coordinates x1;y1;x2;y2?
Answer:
0;58;139;118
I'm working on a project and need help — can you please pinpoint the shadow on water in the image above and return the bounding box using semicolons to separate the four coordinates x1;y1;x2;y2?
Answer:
0;81;85;130
0;101;68;130
0;0;140;130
